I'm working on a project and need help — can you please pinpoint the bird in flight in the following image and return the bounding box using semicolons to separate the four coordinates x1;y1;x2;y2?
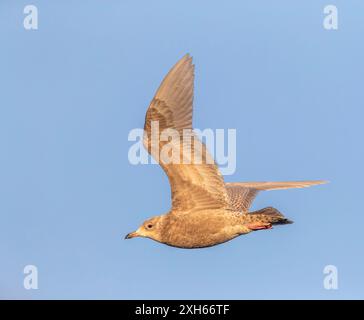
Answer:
125;54;327;249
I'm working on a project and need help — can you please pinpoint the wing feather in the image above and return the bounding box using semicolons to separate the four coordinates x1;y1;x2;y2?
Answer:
226;180;327;212
143;55;230;212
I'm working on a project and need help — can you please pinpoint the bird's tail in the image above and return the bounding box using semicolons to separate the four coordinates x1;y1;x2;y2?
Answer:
250;207;293;225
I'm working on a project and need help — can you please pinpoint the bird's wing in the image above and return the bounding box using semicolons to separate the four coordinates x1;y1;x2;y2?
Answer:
225;185;258;212
226;180;327;212
143;54;230;212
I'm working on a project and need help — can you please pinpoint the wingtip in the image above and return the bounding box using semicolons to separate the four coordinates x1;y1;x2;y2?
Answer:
181;53;193;63
315;180;330;185
296;180;329;188
180;53;194;72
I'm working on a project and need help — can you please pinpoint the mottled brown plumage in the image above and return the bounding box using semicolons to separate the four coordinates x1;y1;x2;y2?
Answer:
125;54;327;249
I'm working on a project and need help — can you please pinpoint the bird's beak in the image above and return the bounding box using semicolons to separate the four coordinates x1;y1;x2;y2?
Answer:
124;231;139;239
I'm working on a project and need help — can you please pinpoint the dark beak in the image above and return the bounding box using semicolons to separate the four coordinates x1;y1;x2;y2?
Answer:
124;231;138;239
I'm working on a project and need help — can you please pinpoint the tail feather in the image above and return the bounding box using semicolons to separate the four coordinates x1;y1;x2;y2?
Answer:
250;207;293;225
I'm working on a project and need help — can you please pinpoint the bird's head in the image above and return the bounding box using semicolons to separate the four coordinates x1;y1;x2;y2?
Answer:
125;216;163;242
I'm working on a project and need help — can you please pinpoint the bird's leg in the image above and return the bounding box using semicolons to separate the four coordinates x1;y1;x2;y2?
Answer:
246;222;272;231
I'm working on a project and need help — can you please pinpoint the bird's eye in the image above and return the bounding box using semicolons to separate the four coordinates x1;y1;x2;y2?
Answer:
147;224;153;229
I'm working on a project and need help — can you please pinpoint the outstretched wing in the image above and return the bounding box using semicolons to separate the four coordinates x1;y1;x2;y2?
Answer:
226;180;327;212
143;54;230;213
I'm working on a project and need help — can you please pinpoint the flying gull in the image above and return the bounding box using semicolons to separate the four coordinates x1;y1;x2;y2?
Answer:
125;54;327;248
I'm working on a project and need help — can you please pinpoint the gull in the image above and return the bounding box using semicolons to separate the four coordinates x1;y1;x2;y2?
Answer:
125;54;327;249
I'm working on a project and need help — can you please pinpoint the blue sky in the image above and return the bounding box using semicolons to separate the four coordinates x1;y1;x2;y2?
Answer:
1;0;363;299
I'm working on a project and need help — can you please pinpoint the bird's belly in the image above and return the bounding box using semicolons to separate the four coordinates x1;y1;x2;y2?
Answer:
164;230;240;249
162;213;243;249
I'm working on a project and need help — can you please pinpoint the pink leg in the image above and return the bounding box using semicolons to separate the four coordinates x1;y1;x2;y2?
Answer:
246;222;272;231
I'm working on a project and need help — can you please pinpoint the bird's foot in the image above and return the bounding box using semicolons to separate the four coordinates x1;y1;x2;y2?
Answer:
247;222;272;231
